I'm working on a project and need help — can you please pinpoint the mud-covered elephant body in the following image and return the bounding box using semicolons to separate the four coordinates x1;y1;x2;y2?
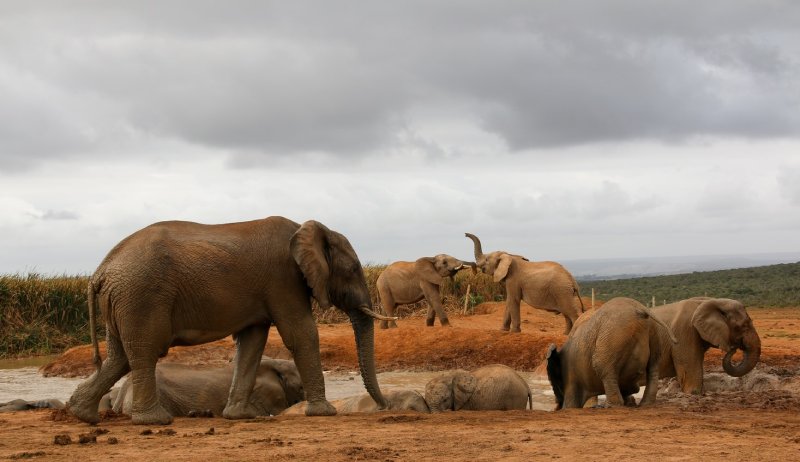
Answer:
546;297;677;409
109;358;303;417
68;216;392;425
424;364;532;412
376;254;474;328
465;234;583;334
281;389;430;415
0;399;64;413
650;297;761;394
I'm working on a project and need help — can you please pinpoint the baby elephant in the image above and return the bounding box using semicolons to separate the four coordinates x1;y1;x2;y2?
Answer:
0;398;64;413
281;389;430;415
546;297;677;409
110;358;303;418
425;364;532;412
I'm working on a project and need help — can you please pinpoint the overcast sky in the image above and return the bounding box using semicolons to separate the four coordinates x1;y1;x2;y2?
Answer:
1;1;799;275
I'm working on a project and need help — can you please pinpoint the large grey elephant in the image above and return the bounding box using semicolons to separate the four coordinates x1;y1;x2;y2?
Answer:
650;297;761;394
465;233;584;334
376;254;475;328
546;297;677;409
424;364;532;412
281;389;430;415
107;358;303;418
68;216;395;425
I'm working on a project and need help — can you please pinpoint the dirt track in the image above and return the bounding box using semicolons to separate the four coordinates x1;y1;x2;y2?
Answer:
3;302;800;461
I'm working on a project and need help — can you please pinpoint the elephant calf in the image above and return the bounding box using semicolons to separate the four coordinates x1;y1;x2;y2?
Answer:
424;364;532;412
546;297;677;409
376;254;475;328
281;389;430;415
109;358;303;418
0;399;64;413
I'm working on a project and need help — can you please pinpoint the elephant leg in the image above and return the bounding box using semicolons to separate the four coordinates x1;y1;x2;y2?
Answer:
501;305;511;331
223;323;269;419
274;311;336;416
678;352;706;395
600;375;625;407
120;317;173;425
378;291;398;329
67;334;130;424
504;296;521;333
420;282;449;327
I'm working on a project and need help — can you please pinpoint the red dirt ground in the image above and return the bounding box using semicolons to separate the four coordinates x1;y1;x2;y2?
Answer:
3;301;799;461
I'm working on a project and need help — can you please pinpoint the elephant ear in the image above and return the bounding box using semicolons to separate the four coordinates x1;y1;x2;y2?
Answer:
493;254;514;283
452;373;478;411
290;220;332;309
691;300;732;351
415;257;444;285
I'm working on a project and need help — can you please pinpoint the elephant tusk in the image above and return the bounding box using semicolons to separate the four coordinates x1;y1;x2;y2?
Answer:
359;305;399;321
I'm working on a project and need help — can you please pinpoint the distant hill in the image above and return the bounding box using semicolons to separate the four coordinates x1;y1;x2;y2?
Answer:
577;261;800;307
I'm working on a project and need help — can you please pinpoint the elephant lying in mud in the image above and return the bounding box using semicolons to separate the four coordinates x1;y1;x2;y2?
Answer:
650;297;761;394
424;364;532;412
465;233;584;334
68;217;394;425
281;389;430;415
376;254;475;328
104;358;304;418
0;399;64;413
547;297;677;409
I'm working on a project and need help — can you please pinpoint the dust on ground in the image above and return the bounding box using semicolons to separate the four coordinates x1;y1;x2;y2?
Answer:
4;302;799;461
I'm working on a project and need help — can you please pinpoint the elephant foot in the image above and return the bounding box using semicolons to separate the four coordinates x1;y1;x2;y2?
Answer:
222;402;259;420
131;404;173;425
509;327;522;333
440;319;451;327
499;326;510;332
305;400;337;416
425;319;435;327
66;399;100;424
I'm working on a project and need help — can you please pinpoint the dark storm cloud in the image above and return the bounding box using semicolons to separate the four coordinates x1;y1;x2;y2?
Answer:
1;0;798;169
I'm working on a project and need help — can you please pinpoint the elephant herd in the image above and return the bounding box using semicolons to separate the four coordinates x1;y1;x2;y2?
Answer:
55;216;761;424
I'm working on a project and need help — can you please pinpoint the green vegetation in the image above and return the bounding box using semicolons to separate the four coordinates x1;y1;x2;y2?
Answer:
579;262;800;308
2;261;797;358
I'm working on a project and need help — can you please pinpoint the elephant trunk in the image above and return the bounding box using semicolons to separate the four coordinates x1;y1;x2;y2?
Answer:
350;310;389;409
722;328;761;377
465;233;485;265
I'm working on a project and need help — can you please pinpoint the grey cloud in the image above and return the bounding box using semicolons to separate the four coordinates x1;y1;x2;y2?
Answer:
1;1;798;169
777;166;800;206
41;209;79;220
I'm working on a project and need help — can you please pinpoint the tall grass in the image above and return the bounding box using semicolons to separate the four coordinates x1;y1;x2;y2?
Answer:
0;273;92;358
0;268;504;358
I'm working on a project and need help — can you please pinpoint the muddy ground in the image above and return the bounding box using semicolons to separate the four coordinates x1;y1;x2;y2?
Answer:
2;302;799;461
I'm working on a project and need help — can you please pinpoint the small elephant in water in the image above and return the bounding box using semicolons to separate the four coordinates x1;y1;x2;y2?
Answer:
546;297;677;409
424;364;532;412
650;297;761;394
281;389;430;415
376;254;475;328
107;358;303;418
465;233;584;334
0;398;64;413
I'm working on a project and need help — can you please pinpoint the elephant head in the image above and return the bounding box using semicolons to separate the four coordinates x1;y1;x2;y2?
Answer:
465;233;527;282
290;220;392;408
691;298;761;377
267;359;305;408
415;254;474;284
424;371;478;412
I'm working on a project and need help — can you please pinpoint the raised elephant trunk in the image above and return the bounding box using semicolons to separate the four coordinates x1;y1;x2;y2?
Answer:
465;233;485;266
350;310;389;409
722;328;761;377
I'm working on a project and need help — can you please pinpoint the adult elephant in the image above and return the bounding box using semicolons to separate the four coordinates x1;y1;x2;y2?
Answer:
282;389;430;415
465;233;584;334
376;254;475;328
108;358;304;418
546;297;677;409
424;364;532;412
67;216;395;425
650;297;761;394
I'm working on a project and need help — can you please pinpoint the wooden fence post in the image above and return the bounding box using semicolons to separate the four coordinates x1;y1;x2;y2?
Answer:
591;288;595;310
463;284;471;315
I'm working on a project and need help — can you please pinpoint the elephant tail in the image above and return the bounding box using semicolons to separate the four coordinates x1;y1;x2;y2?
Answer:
639;308;678;344
87;278;102;373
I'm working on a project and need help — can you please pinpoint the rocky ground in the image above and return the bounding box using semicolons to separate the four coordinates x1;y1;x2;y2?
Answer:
2;302;799;461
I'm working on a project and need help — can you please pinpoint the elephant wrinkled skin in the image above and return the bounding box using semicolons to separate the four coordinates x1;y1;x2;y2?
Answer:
68;216;393;425
376;254;475;328
281;389;430;415
107;358;303;418
465;233;584;334
424;364;532;412
0;399;64;413
546;297;677;409
650;297;761;394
